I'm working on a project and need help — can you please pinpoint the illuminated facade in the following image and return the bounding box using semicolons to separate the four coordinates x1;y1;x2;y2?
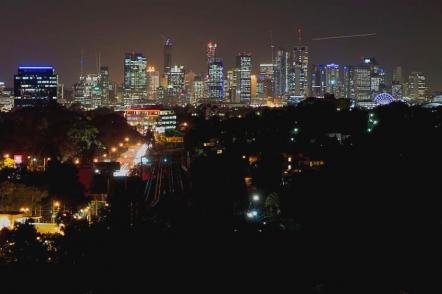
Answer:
353;65;372;101
292;46;309;97
73;74;101;108
408;72;428;101
125;107;176;135
325;64;340;96
208;58;224;100
99;66;111;105
342;65;354;99
147;67;160;100
311;64;326;98
167;65;185;97
14;65;58;107
193;75;205;103
392;66;403;100
207;41;217;62
123;53;148;106
236;53;252;103
273;49;289;98
257;64;273;98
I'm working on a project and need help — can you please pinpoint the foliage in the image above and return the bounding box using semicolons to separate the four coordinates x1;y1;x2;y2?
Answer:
0;181;48;211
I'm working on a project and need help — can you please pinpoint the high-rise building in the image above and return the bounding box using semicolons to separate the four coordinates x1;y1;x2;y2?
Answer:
226;69;237;102
123;53;148;106
236;53;252;103
251;75;257;98
325;64;340;96
147;66;160;101
14;65;58;107
193;75;205;103
392;66;403;100
99;66;110;105
311;64;326;98
273;48;290;98
164;38;173;76
292;46;309;97
208;58;224;100
167;65;185;97
257;64;273;98
353;65;372;101
342;65;354;99
73;74;101;108
408;72;428;101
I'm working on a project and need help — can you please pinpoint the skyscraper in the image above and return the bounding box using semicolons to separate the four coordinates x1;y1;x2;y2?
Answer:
236;53;252;103
273;48;289;98
167;65;185;97
325;64;340;96
257;64;274;98
164;38;173;76
99;66;110;105
208;58;224;100
226;69;237;102
342;65;354;99
123;53;148;106
14;65;58;107
73;74;101;108
311;64;326;98
392;66;403;100
353;58;385;101
193;75;205;103
292;46;309;97
408;72;428;101
147;66;160;101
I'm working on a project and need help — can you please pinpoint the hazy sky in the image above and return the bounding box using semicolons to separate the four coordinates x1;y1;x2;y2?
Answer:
1;0;441;90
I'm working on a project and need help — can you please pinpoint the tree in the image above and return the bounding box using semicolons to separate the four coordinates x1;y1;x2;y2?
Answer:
0;181;47;212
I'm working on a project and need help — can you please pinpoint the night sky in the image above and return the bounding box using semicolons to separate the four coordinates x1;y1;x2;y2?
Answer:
1;0;441;90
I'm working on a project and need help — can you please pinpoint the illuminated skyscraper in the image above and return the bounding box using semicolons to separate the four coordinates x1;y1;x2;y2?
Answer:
226;69;237;102
342;65;354;99
311;64;326;98
164;38;173;76
325;64;340;96
193;75;205;103
236;53;252;103
353;58;385;101
292;46;309;97
147;66;160;100
392;66;403;100
167;65;185;97
408;72;428;101
123;53;148;106
251;75;257;98
99;66;110;105
257;64;273;98
273;48;289;98
73;74;101;108
208;58;224;100
14;65;58;107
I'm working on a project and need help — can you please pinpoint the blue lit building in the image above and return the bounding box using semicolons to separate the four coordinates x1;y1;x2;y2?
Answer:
14;65;58;107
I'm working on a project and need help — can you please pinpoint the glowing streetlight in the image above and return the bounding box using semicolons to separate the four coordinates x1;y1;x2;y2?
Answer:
3;154;10;159
111;147;117;153
53;201;61;209
119;143;124;147
93;158;99;163
74;159;80;165
252;194;260;202
125;137;130;142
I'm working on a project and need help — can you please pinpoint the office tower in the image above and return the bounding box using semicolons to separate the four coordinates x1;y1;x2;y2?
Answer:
363;57;385;96
14;65;58;107
0;82;5;93
342;65;354;99
164;38;173;76
236;53;252;103
310;64;326;98
99;66;110;105
257;64;273;98
353;65;372;101
273;48;290;98
226;69;237;102
408;72;428;101
207;41;217;63
167;65;185;97
251;75;257;98
73;74;101;108
123;53;148;106
147;67;160;101
185;70;196;103
208;58;224;100
292;46;309;97
392;66;403;100
325;64;340;96
193;75;205;103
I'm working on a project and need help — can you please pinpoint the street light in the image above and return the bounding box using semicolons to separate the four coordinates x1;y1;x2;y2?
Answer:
119;143;124;147
125;137;130;142
111;147;117;153
3;154;9;159
252;194;260;202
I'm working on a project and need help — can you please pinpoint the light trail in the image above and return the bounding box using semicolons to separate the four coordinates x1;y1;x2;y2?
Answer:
312;33;377;41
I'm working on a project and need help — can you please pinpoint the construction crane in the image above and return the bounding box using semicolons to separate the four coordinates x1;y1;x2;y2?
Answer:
312;33;377;41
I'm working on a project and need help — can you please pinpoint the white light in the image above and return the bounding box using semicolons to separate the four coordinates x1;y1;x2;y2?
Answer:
252;195;260;202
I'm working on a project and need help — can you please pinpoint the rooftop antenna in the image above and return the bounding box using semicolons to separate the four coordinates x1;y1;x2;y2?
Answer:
269;30;275;64
97;52;101;74
80;49;84;77
298;28;303;43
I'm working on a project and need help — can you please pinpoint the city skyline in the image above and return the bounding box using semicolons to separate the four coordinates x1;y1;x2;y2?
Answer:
0;0;441;90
